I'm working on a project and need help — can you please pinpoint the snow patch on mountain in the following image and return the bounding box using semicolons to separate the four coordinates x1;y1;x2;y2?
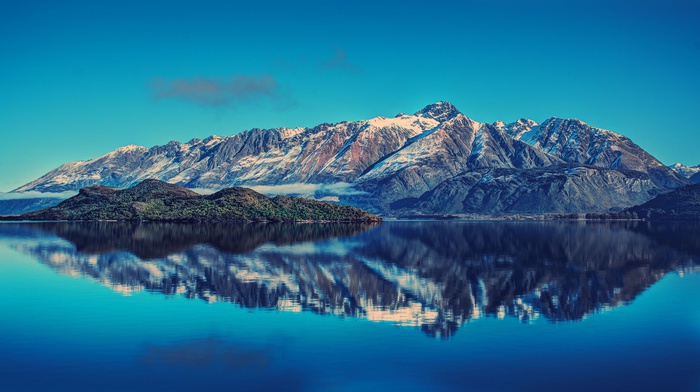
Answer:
366;115;439;133
10;101;688;215
470;125;487;159
278;127;305;139
493;118;538;140
112;144;148;153
359;125;446;179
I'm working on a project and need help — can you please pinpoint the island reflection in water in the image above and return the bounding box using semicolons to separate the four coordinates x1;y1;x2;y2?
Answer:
2;220;698;338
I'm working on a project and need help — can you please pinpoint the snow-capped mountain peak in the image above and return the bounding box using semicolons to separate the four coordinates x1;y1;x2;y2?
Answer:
366;115;439;132
113;144;148;153
11;102;688;215
414;101;461;122
669;163;700;178
493;118;538;139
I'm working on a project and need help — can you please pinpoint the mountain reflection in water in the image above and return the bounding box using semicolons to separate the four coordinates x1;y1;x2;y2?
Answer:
1;220;698;338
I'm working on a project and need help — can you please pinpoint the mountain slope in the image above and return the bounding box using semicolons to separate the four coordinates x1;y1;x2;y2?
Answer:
626;183;700;221
500;117;686;188
394;166;657;214
691;172;700;184
11;180;380;222
13;102;687;215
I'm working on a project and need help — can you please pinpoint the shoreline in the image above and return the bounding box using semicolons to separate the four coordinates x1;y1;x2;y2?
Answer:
2;214;696;223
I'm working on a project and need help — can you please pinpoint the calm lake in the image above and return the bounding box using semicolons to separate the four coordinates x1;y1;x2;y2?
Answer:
0;220;699;391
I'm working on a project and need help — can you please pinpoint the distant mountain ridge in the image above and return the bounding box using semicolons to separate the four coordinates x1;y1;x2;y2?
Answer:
0;197;63;215
669;163;700;179
670;163;700;184
13;102;687;215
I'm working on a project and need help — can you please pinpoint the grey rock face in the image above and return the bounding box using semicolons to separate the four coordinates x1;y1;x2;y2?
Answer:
13;102;688;215
389;166;657;215
510;117;686;188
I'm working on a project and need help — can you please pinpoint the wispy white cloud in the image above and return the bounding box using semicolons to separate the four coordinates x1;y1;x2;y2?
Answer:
0;183;364;202
187;188;218;195
178;183;365;200
248;182;366;199
321;49;361;74
0;191;76;200
151;74;283;107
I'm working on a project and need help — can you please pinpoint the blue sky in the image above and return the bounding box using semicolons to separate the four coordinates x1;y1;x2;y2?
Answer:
1;0;699;192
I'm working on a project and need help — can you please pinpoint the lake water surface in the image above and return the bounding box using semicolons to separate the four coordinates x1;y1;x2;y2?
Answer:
0;220;699;391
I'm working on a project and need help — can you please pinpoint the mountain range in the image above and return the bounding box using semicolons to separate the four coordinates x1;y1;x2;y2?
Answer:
12;102;690;216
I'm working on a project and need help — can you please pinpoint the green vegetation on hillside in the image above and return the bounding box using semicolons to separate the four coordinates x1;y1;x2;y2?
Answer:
12;180;380;222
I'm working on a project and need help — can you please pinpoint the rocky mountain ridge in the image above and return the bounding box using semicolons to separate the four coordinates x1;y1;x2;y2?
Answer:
669;163;700;179
13;102;688;215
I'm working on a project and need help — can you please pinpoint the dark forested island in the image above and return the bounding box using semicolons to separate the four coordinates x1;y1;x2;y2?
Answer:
1;179;380;222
